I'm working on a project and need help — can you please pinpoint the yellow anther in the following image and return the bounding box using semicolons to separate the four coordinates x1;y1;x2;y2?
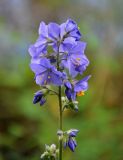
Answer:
77;91;85;96
76;58;81;61
48;76;51;79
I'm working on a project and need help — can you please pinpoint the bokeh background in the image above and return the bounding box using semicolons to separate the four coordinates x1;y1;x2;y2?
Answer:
0;0;123;160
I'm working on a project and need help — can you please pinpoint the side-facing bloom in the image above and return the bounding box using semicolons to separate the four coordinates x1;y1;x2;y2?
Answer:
28;22;60;59
64;129;79;152
59;19;81;52
62;41;89;77
33;91;46;106
28;22;48;58
60;19;81;41
35;22;60;53
64;75;91;101
30;58;63;86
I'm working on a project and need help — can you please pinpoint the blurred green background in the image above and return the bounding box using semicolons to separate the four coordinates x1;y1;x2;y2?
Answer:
0;0;123;160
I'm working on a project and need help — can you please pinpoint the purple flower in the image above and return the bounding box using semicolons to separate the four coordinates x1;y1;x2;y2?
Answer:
60;19;81;41
64;80;75;101
68;138;77;152
59;19;81;52
36;22;52;51
30;58;63;86
68;129;79;137
29;22;48;57
29;22;60;58
48;22;60;41
28;44;47;59
65;87;73;101
64;75;91;101
33;91;46;106
64;129;79;152
59;37;77;53
62;41;89;77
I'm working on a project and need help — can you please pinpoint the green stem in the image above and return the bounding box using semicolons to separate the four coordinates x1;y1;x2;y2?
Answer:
58;86;62;160
57;42;63;160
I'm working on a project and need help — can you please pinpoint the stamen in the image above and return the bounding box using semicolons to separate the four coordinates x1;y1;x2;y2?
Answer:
77;91;85;96
76;58;80;61
48;76;51;79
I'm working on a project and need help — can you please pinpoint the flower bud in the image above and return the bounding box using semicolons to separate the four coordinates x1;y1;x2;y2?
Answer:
45;144;50;152
41;144;58;159
40;151;48;159
57;130;63;140
50;144;56;152
61;96;66;102
63;129;79;152
33;90;46;106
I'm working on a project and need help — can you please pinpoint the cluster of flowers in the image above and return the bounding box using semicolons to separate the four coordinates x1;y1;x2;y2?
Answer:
40;144;59;160
28;19;90;158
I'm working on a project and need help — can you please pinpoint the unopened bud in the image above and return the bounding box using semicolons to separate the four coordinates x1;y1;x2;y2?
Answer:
50;144;56;152
61;96;66;102
57;130;63;140
45;144;50;152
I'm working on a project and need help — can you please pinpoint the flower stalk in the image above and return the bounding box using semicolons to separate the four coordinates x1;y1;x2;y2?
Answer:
28;18;90;160
58;86;62;160
57;41;63;160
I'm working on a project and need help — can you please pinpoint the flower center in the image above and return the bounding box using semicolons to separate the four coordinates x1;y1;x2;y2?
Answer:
77;91;85;96
76;58;80;61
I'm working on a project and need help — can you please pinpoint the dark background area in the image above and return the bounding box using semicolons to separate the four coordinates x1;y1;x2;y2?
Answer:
0;0;123;160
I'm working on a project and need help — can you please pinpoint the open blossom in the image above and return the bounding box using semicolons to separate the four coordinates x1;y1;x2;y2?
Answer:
62;41;89;77
36;22;59;53
30;58;63;86
64;75;91;101
60;19;81;41
28;22;59;59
